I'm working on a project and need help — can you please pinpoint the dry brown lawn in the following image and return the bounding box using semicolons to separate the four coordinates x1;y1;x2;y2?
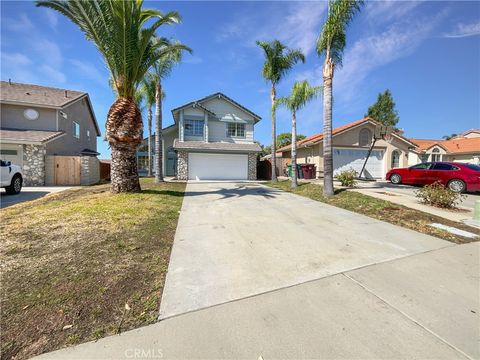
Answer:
1;179;185;360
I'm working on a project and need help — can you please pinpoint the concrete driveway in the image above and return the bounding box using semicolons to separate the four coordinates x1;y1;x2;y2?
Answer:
37;181;479;360
0;186;73;208
355;180;480;209
159;182;452;319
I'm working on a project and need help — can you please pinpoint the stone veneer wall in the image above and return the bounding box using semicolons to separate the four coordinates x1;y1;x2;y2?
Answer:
176;150;188;180
23;144;46;186
80;156;100;185
248;153;257;180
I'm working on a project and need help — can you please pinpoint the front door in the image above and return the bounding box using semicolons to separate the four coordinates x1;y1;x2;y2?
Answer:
166;148;177;176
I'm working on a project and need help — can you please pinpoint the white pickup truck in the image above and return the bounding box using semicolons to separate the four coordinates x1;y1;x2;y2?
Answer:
1;160;23;194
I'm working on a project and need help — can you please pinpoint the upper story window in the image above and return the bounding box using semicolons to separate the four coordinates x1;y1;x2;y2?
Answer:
184;119;204;137
227;123;245;137
87;129;91;141
359;128;372;146
73;121;80;139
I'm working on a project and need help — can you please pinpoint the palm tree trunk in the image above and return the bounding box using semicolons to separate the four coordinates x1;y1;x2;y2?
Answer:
271;83;278;182
323;55;335;197
106;97;142;193
147;106;152;176
291;110;297;189
155;81;164;183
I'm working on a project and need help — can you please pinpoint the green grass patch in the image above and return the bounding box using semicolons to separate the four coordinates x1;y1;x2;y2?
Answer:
0;179;185;360
267;180;479;244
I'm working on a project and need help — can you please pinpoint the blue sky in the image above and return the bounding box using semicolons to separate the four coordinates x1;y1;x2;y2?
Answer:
1;1;479;159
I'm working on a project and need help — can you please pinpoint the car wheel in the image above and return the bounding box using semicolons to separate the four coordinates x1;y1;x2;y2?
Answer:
447;179;465;193
5;174;22;195
390;173;402;184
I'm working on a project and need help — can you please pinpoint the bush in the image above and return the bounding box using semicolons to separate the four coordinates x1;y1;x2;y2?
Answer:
414;181;466;208
336;169;357;187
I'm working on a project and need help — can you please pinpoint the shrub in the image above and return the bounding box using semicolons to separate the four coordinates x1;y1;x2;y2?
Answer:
336;169;357;187
414;181;466;208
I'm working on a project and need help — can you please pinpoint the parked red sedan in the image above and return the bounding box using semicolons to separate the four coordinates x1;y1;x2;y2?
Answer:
386;162;480;193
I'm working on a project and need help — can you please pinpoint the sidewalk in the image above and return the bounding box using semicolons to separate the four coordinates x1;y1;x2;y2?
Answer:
35;242;479;360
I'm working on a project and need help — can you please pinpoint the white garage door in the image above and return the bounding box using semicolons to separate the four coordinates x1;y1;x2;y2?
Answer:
188;153;248;180
0;144;23;168
333;148;384;179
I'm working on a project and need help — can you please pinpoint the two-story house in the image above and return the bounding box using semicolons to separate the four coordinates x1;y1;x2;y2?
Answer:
161;93;261;180
0;81;101;185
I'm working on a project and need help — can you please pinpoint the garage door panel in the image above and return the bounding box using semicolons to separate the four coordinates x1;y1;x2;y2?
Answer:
188;153;248;180
333;148;384;179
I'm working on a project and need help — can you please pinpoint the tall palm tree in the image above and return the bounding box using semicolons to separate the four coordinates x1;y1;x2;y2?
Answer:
256;40;305;182
149;41;191;183
277;81;321;188
317;0;364;196
137;78;156;176
36;0;181;193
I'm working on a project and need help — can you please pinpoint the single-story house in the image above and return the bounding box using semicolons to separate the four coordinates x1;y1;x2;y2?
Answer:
156;92;262;180
0;81;101;186
408;134;480;165
277;117;417;179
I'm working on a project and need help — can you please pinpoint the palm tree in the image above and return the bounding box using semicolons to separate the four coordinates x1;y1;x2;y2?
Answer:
36;0;181;193
149;41;191;183
256;40;305;182
317;0;364;196
277;81;321;188
137;78;156;176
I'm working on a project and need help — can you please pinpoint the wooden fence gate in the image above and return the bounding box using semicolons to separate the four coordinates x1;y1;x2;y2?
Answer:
54;156;81;185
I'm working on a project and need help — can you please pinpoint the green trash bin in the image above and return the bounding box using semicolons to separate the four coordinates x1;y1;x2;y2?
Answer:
287;164;292;177
297;164;303;179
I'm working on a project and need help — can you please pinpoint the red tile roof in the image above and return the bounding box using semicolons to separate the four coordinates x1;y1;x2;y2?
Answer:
410;137;480;155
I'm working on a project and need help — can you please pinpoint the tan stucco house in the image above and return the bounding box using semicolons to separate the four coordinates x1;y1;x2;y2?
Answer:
277;117;417;179
408;132;480;166
0;81;101;185
150;92;262;180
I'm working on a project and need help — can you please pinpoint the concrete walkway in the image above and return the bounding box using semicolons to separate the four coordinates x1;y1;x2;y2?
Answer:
36;182;479;359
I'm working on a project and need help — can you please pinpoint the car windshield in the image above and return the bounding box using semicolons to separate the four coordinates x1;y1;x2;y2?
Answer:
464;163;480;171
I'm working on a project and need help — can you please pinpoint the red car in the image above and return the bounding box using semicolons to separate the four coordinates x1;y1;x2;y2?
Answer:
386;162;480;193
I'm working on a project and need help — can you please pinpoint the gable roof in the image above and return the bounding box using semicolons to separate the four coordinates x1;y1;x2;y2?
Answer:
410;137;480;155
171;92;262;123
1;81;101;136
277;117;416;152
1;81;86;107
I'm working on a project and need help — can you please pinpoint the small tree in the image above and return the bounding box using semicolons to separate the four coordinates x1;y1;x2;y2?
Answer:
366;89;399;127
442;133;458;140
277;132;306;148
277;81;321;188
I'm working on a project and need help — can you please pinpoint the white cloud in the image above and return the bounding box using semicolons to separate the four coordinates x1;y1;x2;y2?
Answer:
44;10;59;31
443;22;480;38
216;2;327;56
365;1;423;23
39;64;66;83
70;59;108;86
3;13;34;32
32;38;63;67
1;52;32;66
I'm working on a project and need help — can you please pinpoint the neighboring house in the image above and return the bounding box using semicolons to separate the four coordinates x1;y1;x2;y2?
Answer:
277;117;417;179
157;92;261;180
0;81;101;185
137;134;155;175
408;136;480;166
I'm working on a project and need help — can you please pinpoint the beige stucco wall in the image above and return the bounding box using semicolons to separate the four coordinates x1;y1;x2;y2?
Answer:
444;154;480;164
281;122;412;179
